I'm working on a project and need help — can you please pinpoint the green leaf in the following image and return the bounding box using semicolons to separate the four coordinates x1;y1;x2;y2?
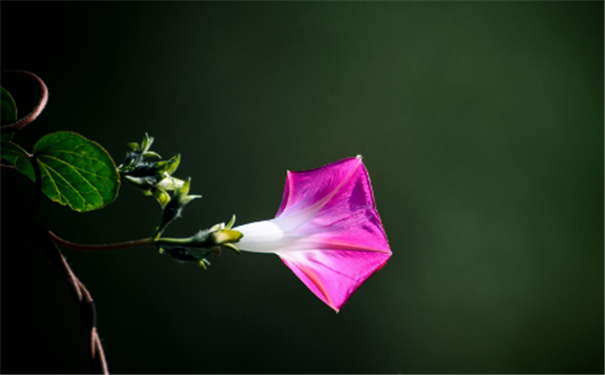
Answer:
1;86;17;124
1;140;35;181
33;131;120;212
1;132;14;141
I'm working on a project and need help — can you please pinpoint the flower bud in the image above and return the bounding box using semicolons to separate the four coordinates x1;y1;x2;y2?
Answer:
210;229;243;246
156;177;201;236
160;246;211;268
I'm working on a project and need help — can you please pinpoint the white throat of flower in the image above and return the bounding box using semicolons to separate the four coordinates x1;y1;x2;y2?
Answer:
234;157;364;254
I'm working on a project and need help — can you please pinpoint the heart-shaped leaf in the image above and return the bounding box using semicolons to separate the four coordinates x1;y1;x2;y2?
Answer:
1;133;14;141
1;86;17;124
1;86;17;141
1;140;35;180
33;131;120;212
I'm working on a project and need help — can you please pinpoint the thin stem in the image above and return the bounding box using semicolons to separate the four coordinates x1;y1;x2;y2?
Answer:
49;232;221;252
27;219;110;374
154;237;195;247
49;231;155;252
1;164;16;170
58;250;109;374
1;70;49;134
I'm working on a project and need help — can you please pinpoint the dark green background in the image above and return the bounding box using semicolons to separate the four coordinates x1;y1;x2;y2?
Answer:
2;2;603;374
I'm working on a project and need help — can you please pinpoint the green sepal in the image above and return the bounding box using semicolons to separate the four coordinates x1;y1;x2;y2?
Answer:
222;243;241;255
140;133;154;152
136;182;171;209
156;154;181;176
225;214;237;229
211;229;243;245
143;151;161;159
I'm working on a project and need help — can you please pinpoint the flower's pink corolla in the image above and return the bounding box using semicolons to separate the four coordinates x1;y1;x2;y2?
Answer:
234;156;391;312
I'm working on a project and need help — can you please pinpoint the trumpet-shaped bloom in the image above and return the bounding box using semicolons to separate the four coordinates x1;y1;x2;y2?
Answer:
234;156;391;312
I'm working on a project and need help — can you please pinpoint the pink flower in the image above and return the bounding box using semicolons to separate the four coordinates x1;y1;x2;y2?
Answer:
234;156;391;312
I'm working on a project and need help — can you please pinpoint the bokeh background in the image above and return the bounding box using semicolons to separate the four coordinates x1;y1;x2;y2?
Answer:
2;2;603;374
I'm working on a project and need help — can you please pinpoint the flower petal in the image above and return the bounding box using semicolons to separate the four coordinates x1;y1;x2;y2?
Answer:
276;156;390;254
280;248;390;312
236;156;392;311
276;156;364;222
276;156;391;311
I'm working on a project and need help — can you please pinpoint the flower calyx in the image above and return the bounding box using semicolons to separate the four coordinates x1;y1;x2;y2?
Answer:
204;214;244;254
154;215;243;268
188;215;243;253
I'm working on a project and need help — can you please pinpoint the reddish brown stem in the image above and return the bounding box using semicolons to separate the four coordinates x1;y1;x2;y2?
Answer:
1;70;49;134
49;231;155;252
28;219;111;374
58;248;109;374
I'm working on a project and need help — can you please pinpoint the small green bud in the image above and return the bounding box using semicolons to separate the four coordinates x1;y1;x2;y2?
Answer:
156;177;201;236
160;246;212;267
152;188;171;209
156;176;186;192
141;132;154;152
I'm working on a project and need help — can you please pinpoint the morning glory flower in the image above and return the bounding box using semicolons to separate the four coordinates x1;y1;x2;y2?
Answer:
233;156;391;312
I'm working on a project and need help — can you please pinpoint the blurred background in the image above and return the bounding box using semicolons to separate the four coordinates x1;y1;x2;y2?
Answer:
1;2;603;374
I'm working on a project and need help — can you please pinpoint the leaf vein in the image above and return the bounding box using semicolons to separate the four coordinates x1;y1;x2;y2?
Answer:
37;159;97;209
39;155;108;198
36;161;62;203
39;154;114;182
